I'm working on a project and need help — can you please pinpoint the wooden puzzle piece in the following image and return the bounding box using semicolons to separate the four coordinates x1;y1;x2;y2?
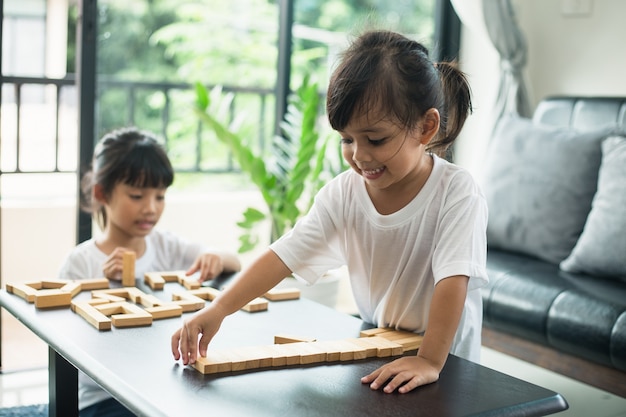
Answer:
188;287;268;313
93;301;153;328
191;328;422;375
144;270;200;291
6;278;110;308
360;328;424;352
91;287;183;319
122;251;136;287
263;287;301;301
274;334;317;344
171;291;206;312
71;299;113;330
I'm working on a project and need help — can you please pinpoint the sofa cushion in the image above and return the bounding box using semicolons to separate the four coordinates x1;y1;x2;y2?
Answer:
483;115;614;264
560;136;626;280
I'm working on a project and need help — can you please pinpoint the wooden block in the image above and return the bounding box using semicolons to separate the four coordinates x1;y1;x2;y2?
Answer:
40;280;70;289
144;270;200;290
250;346;280;369
345;338;379;358
121;251;136;287
271;343;301;366
71;300;112;330
171;292;205;312
77;278;110;290
189;287;222;301
34;289;73;309
70;298;109;312
359;327;392;338
8;284;39;302
360;336;404;357
374;329;418;341
91;291;126;302
313;340;343;362
144;272;165;290
144;304;183;319
241;297;268;312
274;334;317;344
263;287;301;301
226;349;255;372
179;276;201;290
263;345;288;367
112;312;152;328
393;335;424;352
194;350;233;374
137;293;166;308
60;281;82;297
286;342;327;365
107;302;153;327
339;338;369;360
233;346;273;370
94;301;127;316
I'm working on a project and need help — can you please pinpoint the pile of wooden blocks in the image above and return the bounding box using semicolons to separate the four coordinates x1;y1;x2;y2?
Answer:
5;271;302;331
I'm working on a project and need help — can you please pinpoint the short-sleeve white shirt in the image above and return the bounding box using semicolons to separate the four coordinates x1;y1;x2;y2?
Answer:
270;155;488;361
58;228;208;410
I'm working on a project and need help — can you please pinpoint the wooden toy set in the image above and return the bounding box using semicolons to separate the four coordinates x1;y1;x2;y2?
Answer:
5;251;424;375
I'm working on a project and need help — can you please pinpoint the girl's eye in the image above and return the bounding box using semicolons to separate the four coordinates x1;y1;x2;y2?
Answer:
369;138;387;146
340;137;352;145
156;195;165;201
129;194;142;200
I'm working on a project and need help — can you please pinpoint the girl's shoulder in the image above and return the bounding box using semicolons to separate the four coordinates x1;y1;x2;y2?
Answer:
433;155;483;194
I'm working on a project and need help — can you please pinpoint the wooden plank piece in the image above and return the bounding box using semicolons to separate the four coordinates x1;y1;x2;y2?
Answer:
121;251;136;287
263;288;301;301
34;289;73;309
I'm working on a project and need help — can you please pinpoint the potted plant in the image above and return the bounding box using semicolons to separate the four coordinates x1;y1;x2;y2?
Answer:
194;75;347;307
194;75;343;252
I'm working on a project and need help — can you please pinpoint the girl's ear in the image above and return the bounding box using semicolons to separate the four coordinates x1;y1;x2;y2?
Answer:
93;184;107;204
419;108;440;145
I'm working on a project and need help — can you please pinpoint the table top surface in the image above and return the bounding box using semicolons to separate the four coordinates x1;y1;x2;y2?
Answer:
1;277;568;417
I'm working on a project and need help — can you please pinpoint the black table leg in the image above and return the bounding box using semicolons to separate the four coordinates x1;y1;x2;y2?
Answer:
48;347;78;417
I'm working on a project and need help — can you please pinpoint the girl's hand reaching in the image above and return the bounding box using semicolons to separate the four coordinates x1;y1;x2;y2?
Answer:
102;247;133;281
361;355;440;394
171;305;225;365
186;253;225;283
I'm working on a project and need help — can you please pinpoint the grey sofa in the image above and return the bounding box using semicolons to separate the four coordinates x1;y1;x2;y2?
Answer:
479;97;626;397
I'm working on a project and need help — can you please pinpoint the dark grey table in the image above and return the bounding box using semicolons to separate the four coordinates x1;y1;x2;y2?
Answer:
0;277;568;417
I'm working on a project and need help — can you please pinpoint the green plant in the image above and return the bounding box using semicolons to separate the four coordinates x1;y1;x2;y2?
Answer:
195;75;344;253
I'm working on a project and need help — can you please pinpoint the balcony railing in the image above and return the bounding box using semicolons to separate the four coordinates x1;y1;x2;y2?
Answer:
0;74;275;176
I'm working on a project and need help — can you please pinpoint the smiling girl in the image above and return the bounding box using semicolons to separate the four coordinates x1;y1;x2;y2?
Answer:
172;30;488;395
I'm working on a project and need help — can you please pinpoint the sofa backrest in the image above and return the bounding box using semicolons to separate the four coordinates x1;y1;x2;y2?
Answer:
533;97;626;131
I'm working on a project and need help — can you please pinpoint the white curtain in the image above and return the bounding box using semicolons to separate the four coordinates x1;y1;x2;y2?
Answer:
451;0;532;122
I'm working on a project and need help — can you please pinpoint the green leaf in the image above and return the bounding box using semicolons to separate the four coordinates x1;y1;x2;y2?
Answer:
195;82;209;110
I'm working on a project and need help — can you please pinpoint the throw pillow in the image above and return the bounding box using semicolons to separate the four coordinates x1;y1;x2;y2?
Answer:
560;136;626;280
482;114;615;264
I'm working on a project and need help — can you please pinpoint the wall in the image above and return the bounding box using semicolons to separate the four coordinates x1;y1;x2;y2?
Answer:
454;0;626;177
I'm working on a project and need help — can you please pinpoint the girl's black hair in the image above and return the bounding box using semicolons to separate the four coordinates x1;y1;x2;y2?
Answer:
326;30;472;159
80;127;174;229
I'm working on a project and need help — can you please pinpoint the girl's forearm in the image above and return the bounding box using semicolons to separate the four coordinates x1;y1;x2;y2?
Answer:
417;275;469;371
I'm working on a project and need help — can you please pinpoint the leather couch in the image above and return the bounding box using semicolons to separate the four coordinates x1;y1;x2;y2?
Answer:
480;97;626;397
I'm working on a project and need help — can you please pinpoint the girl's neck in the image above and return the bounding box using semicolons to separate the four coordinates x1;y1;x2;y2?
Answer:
367;153;434;215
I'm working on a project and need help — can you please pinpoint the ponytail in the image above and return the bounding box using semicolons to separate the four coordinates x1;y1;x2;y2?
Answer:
427;62;473;159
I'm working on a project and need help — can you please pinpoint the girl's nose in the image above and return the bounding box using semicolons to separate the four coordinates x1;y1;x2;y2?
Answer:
352;143;371;163
143;198;157;213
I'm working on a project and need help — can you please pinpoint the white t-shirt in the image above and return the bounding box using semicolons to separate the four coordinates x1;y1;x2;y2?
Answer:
58;228;208;410
270;155;488;361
